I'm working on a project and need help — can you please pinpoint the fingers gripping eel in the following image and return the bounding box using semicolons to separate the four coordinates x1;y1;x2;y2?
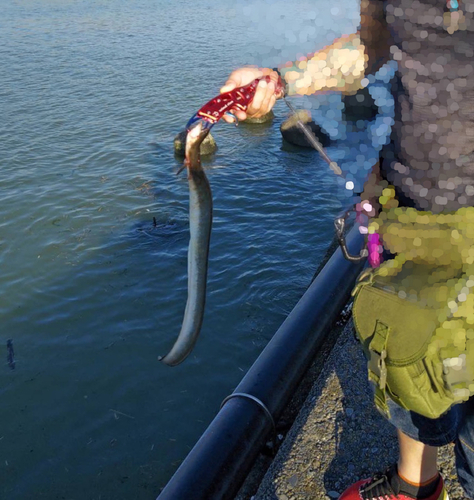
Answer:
159;122;213;366
186;75;285;131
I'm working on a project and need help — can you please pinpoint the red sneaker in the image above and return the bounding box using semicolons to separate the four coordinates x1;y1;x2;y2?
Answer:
338;466;449;500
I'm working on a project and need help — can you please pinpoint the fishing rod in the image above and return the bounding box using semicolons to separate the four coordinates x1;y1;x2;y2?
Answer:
283;97;342;176
281;96;368;263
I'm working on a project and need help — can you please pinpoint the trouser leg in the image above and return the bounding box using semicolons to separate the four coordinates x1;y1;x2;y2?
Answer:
384;397;461;447
455;398;474;498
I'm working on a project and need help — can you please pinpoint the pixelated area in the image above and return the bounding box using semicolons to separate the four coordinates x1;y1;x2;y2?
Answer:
237;1;360;69
239;0;474;399
382;0;474;214
263;0;474;402
369;203;474;401
280;34;366;95
245;0;474;212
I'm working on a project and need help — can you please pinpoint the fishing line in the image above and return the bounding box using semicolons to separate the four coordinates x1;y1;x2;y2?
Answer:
283;97;342;177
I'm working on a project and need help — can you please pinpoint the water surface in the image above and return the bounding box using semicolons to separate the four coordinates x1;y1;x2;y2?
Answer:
0;1;361;498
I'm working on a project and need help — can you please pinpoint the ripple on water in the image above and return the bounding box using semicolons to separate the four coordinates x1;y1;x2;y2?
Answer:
0;0;357;497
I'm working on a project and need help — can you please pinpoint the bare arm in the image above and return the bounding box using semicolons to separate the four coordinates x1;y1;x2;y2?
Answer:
221;1;391;120
359;0;391;76
281;0;391;96
280;33;366;95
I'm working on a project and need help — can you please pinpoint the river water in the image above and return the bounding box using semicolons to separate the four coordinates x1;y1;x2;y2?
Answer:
0;1;368;498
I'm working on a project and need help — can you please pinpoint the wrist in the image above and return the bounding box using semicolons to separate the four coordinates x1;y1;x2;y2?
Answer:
272;67;289;97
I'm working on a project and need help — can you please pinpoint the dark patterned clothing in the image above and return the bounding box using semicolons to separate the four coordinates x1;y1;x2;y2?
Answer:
370;0;474;212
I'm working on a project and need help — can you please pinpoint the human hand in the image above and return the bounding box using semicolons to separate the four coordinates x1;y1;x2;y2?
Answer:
220;67;281;123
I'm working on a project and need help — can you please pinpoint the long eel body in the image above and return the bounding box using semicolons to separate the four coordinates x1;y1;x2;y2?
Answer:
160;123;212;366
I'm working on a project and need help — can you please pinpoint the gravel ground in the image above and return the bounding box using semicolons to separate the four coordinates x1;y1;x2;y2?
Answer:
250;319;468;500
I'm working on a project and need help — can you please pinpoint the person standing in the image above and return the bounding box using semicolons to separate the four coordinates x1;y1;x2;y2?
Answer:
222;0;474;498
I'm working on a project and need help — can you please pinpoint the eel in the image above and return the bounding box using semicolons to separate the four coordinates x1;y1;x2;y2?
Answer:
159;122;212;366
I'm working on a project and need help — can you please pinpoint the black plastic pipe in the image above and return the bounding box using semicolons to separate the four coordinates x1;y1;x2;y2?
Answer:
157;225;366;500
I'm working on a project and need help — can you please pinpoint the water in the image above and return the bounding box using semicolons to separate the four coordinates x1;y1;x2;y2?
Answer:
0;1;363;498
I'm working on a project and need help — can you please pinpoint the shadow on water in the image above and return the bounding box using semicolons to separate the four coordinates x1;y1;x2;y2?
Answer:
1;124;341;500
0;203;203;500
1;143;228;500
1;92;386;500
132;217;182;240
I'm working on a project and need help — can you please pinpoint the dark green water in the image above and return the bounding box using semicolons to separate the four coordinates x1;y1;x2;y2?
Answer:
0;1;362;498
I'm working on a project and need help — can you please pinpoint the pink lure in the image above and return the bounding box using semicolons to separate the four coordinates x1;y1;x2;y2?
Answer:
367;232;382;268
